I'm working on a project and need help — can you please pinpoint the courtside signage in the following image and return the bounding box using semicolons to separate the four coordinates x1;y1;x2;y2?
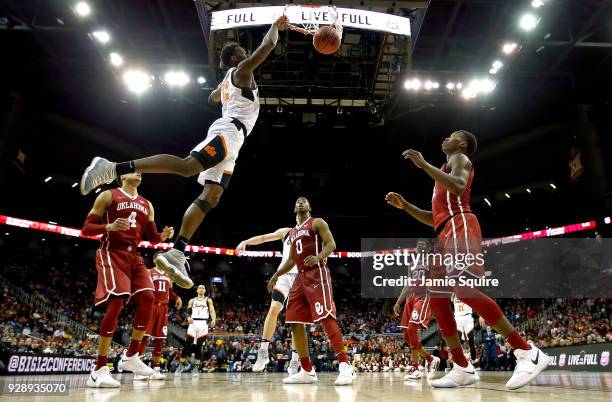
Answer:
210;6;411;36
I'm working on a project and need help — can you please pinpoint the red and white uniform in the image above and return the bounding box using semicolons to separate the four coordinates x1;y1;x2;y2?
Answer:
94;188;154;305
431;163;483;285
145;268;176;339
399;261;431;329
285;217;336;324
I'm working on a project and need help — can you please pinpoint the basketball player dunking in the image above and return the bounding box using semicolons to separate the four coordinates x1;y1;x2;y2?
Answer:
134;260;182;381
236;226;300;374
386;130;549;389
267;197;356;386
81;173;174;388
79;16;289;289
393;238;440;380
175;285;216;376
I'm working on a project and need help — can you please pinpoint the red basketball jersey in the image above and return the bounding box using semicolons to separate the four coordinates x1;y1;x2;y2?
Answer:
149;268;172;304
408;261;428;296
432;163;474;230
101;188;150;252
289;217;328;272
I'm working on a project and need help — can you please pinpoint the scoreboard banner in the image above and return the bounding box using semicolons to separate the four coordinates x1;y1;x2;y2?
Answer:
210;6;411;36
543;343;611;372
3;353;96;375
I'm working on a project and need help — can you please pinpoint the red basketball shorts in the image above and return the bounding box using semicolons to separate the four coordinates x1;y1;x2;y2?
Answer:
430;213;484;295
399;294;431;329
145;302;168;339
95;249;154;306
285;265;336;324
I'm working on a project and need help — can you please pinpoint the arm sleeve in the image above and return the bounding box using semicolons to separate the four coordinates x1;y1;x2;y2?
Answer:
144;221;163;244
81;214;107;236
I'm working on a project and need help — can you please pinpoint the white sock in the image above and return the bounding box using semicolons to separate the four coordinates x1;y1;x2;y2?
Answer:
260;341;270;351
291;351;299;361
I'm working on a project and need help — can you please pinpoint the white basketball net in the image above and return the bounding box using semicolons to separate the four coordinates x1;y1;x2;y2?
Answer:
283;4;343;39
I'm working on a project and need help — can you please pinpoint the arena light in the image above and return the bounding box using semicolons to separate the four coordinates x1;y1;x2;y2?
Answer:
605;216;611;224
456;82;463;89
519;13;539;31
92;30;110;44
109;52;123;67
404;78;421;90
526;188;532;194
502;42;518;55
71;182;78;188
462;87;477;99
531;0;545;8
484;198;492;207
489;68;498;75
504;193;511;199
424;80;435;90
49;221;58;225
44;176;52;183
164;71;190;87
549;183;557;189
492;60;503;70
472;78;496;94
123;69;152;95
197;76;206;84
74;2;91;17
446;82;456;90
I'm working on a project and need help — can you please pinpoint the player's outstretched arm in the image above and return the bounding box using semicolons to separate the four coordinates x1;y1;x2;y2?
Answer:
385;192;434;228
403;150;471;196
207;298;216;328
234;16;288;82
304;218;336;266
236;227;291;253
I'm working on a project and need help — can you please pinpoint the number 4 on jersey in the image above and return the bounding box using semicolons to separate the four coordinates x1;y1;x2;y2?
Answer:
127;211;137;228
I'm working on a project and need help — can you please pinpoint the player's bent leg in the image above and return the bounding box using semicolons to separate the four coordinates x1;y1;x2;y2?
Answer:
87;297;124;388
121;291;155;377
254;299;283;372
283;324;317;384
428;296;478;388
154;184;224;289
319;317;355;386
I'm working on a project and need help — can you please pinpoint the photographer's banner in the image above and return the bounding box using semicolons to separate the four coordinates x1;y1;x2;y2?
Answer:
544;343;611;372
3;353;96;375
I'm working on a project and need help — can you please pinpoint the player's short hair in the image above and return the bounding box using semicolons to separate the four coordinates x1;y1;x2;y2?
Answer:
197;284;206;289
220;42;241;69
457;130;477;157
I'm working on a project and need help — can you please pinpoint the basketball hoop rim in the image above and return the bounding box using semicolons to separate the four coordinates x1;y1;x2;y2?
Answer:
283;4;343;38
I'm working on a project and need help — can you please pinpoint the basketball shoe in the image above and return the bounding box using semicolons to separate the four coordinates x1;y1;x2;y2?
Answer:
155;249;193;289
283;368;318;384
427;356;440;380
253;349;269;372
506;341;550;390
334;362;356;386
404;366;422;380
149;367;166;380
174;362;186;376
430;361;479;388
80;157;117;195
288;355;300;376
86;366;121;388
121;351;155;377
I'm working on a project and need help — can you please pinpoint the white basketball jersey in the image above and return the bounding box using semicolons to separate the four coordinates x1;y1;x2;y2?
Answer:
279;232;298;274
453;296;473;316
191;297;210;319
220;67;260;135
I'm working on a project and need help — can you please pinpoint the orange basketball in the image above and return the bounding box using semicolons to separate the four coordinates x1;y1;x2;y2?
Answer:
313;25;341;55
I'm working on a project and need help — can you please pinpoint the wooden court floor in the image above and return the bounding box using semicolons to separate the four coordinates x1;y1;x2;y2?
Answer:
0;371;609;402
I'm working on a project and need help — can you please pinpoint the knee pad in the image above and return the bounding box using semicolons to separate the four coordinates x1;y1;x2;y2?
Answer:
193;198;214;214
190;135;227;169
271;289;286;304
